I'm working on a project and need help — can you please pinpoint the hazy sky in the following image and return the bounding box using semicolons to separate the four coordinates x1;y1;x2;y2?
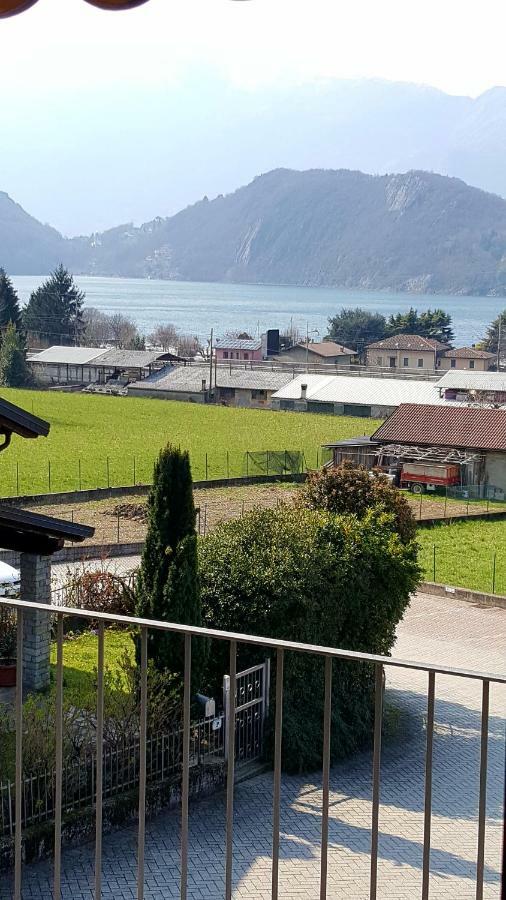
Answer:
2;0;506;235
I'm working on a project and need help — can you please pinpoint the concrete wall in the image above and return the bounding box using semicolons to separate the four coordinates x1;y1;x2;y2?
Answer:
127;387;206;403
275;348;352;366
366;348;436;371
439;357;493;371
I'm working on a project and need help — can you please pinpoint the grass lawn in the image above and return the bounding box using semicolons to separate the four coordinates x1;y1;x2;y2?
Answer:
0;388;379;496
418;518;506;595
50;629;135;708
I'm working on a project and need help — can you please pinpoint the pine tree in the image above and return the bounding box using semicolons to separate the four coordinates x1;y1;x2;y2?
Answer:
0;269;23;338
136;445;206;692
22;265;85;346
0;322;31;387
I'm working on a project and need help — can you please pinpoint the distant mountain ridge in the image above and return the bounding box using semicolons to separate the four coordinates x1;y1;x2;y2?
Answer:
3;168;506;296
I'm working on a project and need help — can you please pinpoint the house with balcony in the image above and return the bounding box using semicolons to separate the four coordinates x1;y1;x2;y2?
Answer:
365;335;449;372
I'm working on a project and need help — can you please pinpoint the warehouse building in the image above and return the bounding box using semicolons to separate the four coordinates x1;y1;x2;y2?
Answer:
28;346;178;386
128;365;293;408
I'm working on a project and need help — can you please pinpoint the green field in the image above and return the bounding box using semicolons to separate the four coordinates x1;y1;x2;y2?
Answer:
0;388;379;496
418;518;506;595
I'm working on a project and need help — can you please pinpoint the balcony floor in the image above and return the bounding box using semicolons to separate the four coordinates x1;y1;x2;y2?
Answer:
1;591;505;899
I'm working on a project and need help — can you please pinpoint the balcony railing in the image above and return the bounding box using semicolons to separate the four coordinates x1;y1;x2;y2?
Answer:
0;596;505;900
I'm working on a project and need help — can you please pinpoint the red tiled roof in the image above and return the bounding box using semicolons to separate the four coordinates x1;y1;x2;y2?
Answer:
372;403;506;451
367;334;448;352
442;347;496;359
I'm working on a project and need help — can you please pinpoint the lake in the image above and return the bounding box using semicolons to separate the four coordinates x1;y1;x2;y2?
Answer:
11;275;505;346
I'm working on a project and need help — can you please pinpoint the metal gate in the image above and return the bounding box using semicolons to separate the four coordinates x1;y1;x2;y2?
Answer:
223;659;270;766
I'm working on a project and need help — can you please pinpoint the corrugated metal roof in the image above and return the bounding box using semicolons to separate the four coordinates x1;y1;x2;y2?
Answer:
94;349;169;368
437;370;506;392
215;339;262;351
129;365;293;393
367;335;448;351
372;404;506;451
28;346;106;365
271;374;450;407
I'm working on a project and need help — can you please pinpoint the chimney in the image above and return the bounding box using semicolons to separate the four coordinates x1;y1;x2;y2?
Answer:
300;383;307;400
201;378;207;392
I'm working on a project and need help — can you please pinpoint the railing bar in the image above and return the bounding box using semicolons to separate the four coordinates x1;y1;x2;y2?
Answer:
3;598;505;685
180;634;192;900
271;649;284;900
54;613;64;900
95;621;105;900
14;607;23;900
369;663;383;900
320;657;332;900
225;640;237;900
476;680;490;900
422;670;436;900
137;627;148;900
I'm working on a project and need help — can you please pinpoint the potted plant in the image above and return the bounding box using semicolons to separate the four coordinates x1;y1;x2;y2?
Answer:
0;615;17;687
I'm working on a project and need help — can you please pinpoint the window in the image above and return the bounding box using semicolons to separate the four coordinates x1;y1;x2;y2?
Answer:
389;357;396;368
280;399;295;410
417;358;424;368
450;358;456;368
403;357;409;367
244;353;249;360
251;389;267;400
469;359;475;369
376;356;383;366
236;353;240;359
224;351;228;359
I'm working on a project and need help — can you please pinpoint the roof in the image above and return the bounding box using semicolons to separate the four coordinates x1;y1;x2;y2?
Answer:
215;339;262;352
294;341;355;358
437;370;506;392
323;436;379;448
129;365;293;394
0;506;94;555
28;346;106;365
93;349;171;369
442;347;496;359
367;335;449;352
271;373;452;407
0;396;49;440
372;404;506;452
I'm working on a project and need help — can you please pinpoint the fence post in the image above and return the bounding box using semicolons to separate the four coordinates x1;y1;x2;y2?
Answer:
444;488;447;518
226;451;230;480
78;458;82;492
267;451;269;476
107;457;110;489
16;461;19;496
223;675;231;762
246;452;249;478
285;449;287;474
48;459;51;493
433;544;436;583
492;553;496;594
133;457;136;487
205;453;208;481
419;492;423;520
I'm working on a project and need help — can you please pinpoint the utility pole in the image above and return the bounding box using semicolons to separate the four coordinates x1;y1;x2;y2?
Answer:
209;328;214;394
306;323;320;372
497;315;503;371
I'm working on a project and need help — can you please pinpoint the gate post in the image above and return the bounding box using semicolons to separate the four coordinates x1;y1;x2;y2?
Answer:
223;674;231;762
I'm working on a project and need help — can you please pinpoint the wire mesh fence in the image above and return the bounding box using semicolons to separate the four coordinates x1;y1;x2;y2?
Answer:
419;542;506;595
0;449;308;498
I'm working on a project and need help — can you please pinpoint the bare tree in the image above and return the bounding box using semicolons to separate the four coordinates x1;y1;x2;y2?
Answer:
108;313;141;349
82;307;111;346
148;323;178;351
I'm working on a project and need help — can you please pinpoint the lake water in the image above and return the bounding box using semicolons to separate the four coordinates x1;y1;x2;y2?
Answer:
11;275;505;346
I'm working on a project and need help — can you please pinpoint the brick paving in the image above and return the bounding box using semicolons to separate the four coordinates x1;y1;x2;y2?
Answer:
1;591;505;899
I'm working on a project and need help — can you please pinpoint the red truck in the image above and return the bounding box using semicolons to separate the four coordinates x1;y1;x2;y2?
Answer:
399;463;461;494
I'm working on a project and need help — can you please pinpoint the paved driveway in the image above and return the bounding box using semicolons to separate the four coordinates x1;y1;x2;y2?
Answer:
2;591;505;899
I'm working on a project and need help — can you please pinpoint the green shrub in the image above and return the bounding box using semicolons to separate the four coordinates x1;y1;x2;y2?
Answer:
199;505;420;773
298;460;417;544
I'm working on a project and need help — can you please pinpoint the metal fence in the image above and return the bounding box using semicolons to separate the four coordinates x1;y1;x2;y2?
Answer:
420;543;506;595
0;717;224;839
1;596;504;900
0;450;309;498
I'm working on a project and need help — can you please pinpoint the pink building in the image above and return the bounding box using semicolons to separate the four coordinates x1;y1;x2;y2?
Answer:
215;338;262;362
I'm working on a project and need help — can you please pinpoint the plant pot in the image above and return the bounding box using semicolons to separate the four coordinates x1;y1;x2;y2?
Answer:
0;659;16;687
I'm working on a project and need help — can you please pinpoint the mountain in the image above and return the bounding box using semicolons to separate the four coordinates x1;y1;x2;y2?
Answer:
4;168;506;295
0;192;65;274
4;77;506;236
70;168;506;295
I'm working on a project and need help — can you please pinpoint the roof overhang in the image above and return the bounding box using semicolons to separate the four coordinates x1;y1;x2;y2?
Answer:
0;396;50;452
0;506;94;555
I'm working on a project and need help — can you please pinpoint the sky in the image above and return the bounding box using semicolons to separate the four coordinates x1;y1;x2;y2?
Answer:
2;0;506;234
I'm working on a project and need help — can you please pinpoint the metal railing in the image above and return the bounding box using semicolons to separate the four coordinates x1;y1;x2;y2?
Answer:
1;596;505;900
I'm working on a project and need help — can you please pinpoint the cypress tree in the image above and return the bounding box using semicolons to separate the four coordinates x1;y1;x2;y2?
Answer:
0;269;23;338
136;445;206;692
0;322;32;387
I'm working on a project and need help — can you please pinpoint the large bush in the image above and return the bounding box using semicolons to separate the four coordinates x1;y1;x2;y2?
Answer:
298;460;417;544
199;505;420;772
